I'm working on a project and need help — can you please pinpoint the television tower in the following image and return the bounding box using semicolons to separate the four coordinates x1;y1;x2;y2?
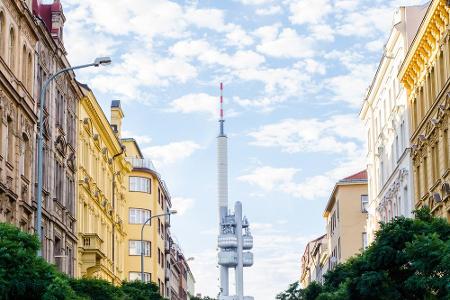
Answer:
217;83;254;300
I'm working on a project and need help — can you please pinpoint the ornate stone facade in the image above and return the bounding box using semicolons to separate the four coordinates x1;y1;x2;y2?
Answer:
77;86;130;284
400;0;450;221
360;5;427;243
0;0;38;236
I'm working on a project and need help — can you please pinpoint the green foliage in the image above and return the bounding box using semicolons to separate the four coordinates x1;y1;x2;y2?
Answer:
0;222;166;300
0;222;57;300
121;281;162;300
277;208;450;300
69;278;124;300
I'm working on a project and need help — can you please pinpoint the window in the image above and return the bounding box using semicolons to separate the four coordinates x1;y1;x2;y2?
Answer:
9;28;15;70
362;232;368;250
0;12;4;57
129;176;151;193
20;133;31;179
27;53;32;91
22;45;27;82
361;195;368;213
129;272;151;283
129;208;151;224
129;240;151;256
6;117;14;163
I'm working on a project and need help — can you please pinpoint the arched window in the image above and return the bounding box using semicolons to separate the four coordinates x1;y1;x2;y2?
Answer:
22;45;27;83
27;52;32;91
0;12;5;57
19;133;31;179
9;28;15;71
6;116;14;163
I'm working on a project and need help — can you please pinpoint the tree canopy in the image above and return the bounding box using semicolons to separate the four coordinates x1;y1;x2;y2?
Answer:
277;208;450;300
0;222;165;300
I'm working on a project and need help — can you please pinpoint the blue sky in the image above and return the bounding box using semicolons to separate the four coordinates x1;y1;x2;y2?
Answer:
60;0;425;298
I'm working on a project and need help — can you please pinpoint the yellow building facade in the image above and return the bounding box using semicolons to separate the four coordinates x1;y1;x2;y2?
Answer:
323;171;368;269
111;119;171;296
400;0;450;220
76;84;130;284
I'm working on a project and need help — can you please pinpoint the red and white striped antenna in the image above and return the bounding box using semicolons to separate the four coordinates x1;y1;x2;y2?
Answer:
219;82;225;136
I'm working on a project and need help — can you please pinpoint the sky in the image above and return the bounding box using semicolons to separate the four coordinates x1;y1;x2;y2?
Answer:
59;0;426;298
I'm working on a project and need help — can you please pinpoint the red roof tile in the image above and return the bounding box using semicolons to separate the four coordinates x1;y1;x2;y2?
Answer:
341;170;367;181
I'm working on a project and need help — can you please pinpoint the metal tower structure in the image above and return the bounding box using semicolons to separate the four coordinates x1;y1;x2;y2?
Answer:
217;83;254;300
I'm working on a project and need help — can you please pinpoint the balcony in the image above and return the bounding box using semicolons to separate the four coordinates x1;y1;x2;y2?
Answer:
126;158;156;172
79;233;106;276
81;233;105;258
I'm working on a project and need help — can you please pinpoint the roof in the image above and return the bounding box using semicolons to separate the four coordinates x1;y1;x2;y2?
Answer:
340;170;367;183
111;100;121;108
121;138;144;158
324;170;367;216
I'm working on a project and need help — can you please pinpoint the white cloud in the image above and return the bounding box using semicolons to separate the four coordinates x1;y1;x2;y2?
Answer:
121;130;153;144
239;0;273;4
171;197;195;216
308;24;335;42
89;49;198;101
289;0;332;25
169;93;218;119
226;26;254;48
256;28;315;58
326;62;375;107
239;153;365;200
248;114;364;154
185;7;228;32
170;39;265;69
142;141;201;164
238;166;299;191
335;7;394;37
256;5;282;16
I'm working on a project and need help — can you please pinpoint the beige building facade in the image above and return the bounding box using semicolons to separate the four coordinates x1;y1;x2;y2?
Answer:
323;171;368;269
300;234;328;288
400;0;450;221
0;0;38;235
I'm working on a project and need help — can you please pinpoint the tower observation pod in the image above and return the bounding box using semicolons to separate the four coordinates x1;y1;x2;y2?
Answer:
216;83;254;300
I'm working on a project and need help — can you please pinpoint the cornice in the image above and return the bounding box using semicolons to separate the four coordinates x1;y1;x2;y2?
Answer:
80;93;122;156
400;0;448;92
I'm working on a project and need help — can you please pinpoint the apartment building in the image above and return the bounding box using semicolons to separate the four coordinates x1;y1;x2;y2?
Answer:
300;234;328;288
399;0;450;221
323;171;368;270
360;4;428;243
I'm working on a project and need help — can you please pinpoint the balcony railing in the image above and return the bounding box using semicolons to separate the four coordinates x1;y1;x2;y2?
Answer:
126;158;156;171
82;233;104;252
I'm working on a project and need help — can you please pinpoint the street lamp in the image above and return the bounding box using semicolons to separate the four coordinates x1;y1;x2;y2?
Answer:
141;210;177;282
36;57;112;256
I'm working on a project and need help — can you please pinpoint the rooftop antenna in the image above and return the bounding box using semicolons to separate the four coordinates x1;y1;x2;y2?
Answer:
219;82;225;136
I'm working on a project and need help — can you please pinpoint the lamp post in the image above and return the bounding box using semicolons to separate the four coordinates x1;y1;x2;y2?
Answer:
36;57;112;256
141;210;177;282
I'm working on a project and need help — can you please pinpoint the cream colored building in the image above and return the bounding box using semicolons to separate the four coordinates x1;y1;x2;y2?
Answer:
76;84;131;284
399;0;450;221
323;171;368;269
360;4;428;243
300;234;328;288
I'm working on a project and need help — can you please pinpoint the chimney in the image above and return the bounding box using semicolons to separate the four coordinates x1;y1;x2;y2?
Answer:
110;100;124;138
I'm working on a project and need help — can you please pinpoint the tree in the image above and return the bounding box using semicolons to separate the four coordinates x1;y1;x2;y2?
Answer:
0;223;58;300
277;208;450;300
121;280;163;300
0;222;168;300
